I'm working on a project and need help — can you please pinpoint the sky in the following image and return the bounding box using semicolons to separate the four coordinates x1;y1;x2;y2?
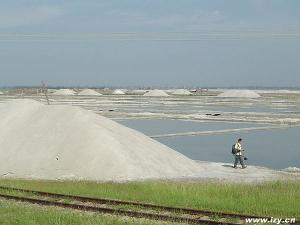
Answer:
0;0;300;87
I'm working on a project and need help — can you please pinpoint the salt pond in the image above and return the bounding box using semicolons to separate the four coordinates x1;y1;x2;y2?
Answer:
119;119;300;169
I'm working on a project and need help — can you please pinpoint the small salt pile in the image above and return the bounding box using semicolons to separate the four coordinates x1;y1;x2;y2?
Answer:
52;89;76;96
78;89;102;96
144;89;169;97
112;89;126;95
217;90;261;98
172;89;192;96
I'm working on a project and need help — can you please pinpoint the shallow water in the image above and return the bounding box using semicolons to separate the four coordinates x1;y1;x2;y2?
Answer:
158;128;300;169
119;119;300;169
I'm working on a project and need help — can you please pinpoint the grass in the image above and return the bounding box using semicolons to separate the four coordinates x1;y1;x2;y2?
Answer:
0;179;299;219
0;199;173;225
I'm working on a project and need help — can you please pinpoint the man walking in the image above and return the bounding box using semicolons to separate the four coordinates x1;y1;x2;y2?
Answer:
233;138;247;169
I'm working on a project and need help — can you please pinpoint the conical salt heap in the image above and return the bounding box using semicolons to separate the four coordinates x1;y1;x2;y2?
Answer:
0;100;203;181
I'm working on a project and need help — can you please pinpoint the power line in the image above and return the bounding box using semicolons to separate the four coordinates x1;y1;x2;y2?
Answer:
0;31;300;41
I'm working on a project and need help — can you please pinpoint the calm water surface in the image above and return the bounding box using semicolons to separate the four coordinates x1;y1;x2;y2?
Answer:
119;119;299;169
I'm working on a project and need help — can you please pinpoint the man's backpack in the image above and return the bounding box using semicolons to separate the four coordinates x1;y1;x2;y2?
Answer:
232;144;237;154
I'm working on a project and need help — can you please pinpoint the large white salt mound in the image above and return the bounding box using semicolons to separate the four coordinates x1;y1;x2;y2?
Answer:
0;99;203;181
218;90;261;98
78;89;102;96
112;89;126;95
53;89;76;96
172;89;193;96
144;90;169;97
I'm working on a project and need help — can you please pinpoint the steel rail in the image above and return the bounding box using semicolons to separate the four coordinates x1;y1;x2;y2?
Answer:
0;193;239;225
0;186;270;221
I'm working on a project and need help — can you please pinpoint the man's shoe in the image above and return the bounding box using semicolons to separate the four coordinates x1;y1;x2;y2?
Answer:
242;166;247;169
233;166;237;169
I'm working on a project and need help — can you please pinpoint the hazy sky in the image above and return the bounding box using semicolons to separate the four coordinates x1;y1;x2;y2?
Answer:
0;0;300;87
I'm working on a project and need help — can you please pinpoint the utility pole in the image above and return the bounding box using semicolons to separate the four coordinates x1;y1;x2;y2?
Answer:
42;81;50;105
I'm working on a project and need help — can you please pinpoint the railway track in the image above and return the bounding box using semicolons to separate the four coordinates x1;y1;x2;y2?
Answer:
0;186;296;225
